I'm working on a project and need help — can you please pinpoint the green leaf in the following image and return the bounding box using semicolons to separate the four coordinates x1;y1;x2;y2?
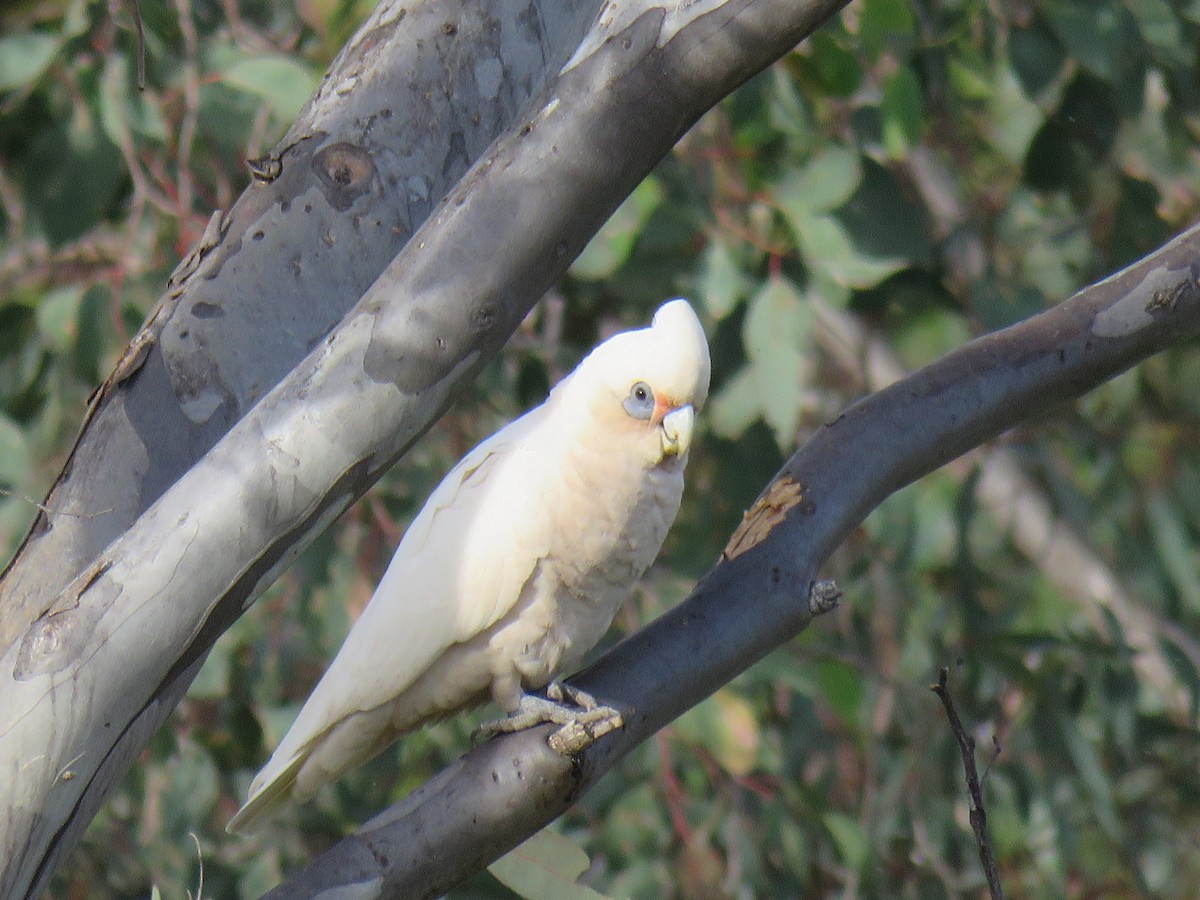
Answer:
236;848;285;899
834;157;932;264
987;64;1045;163
1147;494;1200;614
824;811;869;872
771;146;862;217
859;0;915;60
802;30;861;96
221;55;318;122
0;303;42;406
767;65;813;137
1041;0;1125;82
698;238;751;320
816;658;864;730
1126;0;1189;66
488;829;615;900
571;177;664;280
793;211;907;289
1009;23;1067;98
744;276;812;449
101;54;168;148
881;65;923;158
0;413;30;487
0;32;61;91
72;284;114;386
947;49;995;101
160;744;220;837
674;690;761;775
188;633;230;699
23;121;125;246
707;367;762;441
1060;721;1121;840
36;286;84;353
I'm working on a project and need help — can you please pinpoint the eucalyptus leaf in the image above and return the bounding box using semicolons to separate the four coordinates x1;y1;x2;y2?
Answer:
987;64;1046;162
1060;721;1122;841
802;30;861;97
1125;0;1190;67
698;238;751;320
858;0;915;60
881;65;922;158
571;177;664;280
1041;0;1126;82
36;287;84;354
221;55;319;122
744;277;812;449
1147;494;1200;614
0;32;60;91
707;366;761;440
22;121;125;246
793;212;906;289
815;659;864;731
488;829;614;900
0;413;30;487
824;811;869;872
771;146;862;217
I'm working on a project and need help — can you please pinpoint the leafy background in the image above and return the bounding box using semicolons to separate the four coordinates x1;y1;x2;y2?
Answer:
3;0;1200;897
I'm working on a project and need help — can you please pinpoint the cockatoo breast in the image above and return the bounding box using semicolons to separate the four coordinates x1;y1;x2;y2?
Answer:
494;428;686;688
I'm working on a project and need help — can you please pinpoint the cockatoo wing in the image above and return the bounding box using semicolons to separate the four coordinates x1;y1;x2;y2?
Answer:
227;402;557;832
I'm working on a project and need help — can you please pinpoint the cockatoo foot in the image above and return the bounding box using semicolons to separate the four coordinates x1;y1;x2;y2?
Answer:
476;682;624;754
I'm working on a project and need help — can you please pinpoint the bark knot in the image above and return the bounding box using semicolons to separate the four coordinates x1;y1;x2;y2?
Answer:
313;142;376;211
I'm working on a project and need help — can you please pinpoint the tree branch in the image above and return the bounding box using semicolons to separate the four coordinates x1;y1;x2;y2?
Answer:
263;222;1200;897
0;0;603;646
810;294;1200;719
932;668;1003;900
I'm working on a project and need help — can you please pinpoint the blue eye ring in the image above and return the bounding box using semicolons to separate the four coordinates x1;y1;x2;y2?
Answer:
623;381;655;420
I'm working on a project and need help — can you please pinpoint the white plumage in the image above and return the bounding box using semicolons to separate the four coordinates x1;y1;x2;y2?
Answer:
228;299;710;833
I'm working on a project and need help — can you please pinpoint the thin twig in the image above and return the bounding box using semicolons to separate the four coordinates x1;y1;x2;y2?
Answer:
173;0;200;222
0;489;114;521
129;0;146;89
931;668;1003;900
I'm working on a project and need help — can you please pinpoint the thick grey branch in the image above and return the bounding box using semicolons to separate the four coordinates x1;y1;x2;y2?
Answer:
265;225;1200;898
0;0;600;648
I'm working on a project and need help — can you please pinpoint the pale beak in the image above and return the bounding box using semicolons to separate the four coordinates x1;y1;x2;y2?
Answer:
660;405;695;458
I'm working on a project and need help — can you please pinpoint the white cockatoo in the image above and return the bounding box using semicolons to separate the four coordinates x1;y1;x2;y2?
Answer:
227;299;710;833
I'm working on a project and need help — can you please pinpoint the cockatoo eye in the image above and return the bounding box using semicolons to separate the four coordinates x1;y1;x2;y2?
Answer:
623;381;655;420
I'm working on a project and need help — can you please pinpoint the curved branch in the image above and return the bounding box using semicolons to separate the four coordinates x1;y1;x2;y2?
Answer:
265;225;1200;897
811;293;1200;719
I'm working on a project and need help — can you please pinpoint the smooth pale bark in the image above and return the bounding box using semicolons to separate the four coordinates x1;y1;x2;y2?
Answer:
0;0;849;896
0;0;600;650
263;222;1200;899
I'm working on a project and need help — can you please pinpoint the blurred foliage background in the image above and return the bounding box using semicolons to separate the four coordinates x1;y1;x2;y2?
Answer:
3;0;1200;897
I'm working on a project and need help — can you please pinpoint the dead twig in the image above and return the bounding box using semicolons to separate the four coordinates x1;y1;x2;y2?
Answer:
931;667;1003;900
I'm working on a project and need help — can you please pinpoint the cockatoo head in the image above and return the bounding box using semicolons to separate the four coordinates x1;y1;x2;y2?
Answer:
559;299;711;467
